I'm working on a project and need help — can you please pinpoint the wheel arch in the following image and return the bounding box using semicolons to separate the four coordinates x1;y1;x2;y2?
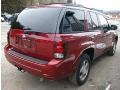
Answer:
74;47;95;65
82;48;94;62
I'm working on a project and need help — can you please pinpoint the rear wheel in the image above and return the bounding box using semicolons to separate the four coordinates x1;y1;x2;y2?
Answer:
107;42;117;56
69;54;91;85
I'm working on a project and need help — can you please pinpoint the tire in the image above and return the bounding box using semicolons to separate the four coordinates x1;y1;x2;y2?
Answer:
107;42;117;56
69;54;91;85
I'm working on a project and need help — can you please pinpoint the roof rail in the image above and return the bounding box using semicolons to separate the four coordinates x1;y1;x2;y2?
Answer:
66;4;104;12
28;3;103;13
64;3;93;10
65;3;84;7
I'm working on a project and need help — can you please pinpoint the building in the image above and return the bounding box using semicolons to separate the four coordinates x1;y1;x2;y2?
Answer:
105;11;120;20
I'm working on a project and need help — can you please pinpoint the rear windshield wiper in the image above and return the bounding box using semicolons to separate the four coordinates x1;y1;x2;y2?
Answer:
23;29;39;34
23;28;32;34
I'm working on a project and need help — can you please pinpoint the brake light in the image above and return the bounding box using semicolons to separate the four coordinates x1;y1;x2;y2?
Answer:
54;41;65;59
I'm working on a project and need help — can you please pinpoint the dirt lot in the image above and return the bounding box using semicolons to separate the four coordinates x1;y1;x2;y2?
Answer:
1;22;120;90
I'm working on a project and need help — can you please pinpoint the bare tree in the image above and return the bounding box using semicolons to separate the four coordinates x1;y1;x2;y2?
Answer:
1;0;26;13
67;0;72;3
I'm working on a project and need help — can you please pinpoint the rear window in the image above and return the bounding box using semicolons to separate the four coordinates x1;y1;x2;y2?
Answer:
11;7;62;33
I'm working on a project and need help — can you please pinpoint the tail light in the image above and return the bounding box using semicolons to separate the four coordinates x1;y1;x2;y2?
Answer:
54;41;65;59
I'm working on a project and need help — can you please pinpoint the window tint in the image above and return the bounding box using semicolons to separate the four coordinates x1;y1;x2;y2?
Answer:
64;17;70;25
73;10;84;22
62;9;85;33
11;8;62;33
62;17;72;32
90;12;99;30
98;14;108;30
86;12;93;30
73;10;85;31
67;16;76;24
67;15;80;32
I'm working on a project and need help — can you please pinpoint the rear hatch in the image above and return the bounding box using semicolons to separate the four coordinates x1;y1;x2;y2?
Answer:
8;7;62;61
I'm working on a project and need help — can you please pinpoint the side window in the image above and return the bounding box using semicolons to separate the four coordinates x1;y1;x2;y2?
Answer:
90;12;99;30
61;9;85;33
62;16;72;32
73;10;85;31
86;11;93;30
98;14;109;30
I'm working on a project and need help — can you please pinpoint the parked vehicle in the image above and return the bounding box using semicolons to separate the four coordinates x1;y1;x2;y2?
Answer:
1;13;12;22
8;13;19;25
4;4;118;85
1;17;5;22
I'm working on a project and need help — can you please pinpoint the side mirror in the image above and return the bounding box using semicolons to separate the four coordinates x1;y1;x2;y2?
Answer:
110;25;118;30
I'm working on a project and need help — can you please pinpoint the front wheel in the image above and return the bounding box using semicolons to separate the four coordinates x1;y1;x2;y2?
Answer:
69;54;91;85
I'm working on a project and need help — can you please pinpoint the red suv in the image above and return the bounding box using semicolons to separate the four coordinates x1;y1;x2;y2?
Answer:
4;4;118;85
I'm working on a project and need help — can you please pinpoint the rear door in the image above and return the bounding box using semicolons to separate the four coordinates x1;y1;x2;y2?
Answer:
97;14;113;48
57;8;90;61
86;11;104;58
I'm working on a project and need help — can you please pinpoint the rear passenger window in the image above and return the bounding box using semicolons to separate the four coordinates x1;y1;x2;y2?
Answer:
61;9;85;33
67;16;76;24
90;12;99;30
73;10;85;24
62;16;72;32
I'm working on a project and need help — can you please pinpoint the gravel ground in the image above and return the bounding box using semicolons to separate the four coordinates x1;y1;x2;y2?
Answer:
1;22;120;90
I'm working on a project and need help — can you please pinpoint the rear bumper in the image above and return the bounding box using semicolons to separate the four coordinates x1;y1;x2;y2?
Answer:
4;45;74;80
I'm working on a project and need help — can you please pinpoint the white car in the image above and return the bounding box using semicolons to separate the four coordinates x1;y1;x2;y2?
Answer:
1;17;5;22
